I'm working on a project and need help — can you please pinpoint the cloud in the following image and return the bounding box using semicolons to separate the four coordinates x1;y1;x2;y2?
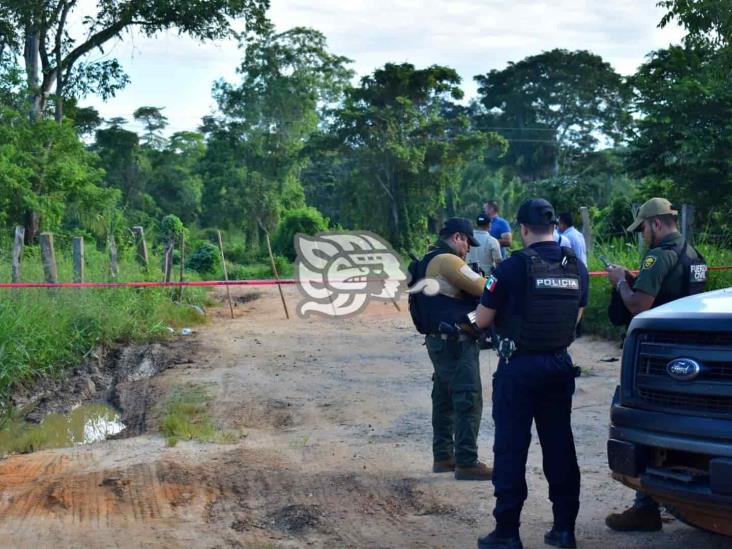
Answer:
74;0;684;135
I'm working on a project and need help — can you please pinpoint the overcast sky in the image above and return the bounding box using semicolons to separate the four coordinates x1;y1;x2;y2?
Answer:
80;1;685;135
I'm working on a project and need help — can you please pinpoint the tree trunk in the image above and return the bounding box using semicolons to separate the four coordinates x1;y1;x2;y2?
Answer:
24;29;42;121
398;192;412;251
247;221;260;253
24;210;40;244
54;1;74;123
445;186;456;218
54;49;64;122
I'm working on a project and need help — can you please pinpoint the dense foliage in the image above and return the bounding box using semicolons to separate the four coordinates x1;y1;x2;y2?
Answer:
1;2;731;256
0;1;730;402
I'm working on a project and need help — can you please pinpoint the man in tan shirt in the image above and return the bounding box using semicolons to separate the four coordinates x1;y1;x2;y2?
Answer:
410;217;492;481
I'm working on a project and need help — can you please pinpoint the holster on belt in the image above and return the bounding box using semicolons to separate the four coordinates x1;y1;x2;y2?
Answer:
456;322;480;339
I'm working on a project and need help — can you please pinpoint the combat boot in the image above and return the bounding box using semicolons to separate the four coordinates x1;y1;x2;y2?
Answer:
477;530;523;548
432;456;455;473
544;528;576;548
455;460;492;481
605;505;662;532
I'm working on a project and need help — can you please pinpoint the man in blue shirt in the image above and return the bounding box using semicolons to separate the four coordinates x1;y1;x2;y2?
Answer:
558;212;587;265
484;201;513;259
474;198;589;549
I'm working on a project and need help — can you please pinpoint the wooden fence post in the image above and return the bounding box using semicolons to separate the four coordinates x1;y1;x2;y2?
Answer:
178;233;185;301
163;236;175;283
39;232;59;284
681;204;695;245
217;230;235;319
108;234;119;280
579;207;592;254
265;232;290;320
132;226;149;269
11;226;24;283
72;237;84;283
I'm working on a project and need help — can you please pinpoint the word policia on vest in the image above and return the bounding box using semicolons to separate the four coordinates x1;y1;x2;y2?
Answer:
535;277;580;290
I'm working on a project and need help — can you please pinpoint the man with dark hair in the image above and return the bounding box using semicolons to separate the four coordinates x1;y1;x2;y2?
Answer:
474;199;588;549
467;213;502;274
605;197;707;532
558;212;587;265
409;217;493;481
484;201;513;259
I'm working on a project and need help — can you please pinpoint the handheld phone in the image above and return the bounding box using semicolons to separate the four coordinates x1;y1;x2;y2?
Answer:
598;255;612;269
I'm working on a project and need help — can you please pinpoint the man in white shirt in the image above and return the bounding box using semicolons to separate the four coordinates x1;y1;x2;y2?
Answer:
558;212;587;265
466;213;502;274
554;228;572;249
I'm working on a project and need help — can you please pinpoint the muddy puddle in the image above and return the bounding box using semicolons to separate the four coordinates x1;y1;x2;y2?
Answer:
0;403;125;456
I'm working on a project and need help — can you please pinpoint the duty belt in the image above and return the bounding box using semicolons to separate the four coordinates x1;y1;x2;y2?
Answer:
428;333;473;342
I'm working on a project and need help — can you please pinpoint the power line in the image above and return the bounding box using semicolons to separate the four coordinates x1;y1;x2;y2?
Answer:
476;126;558;132
504;139;559;143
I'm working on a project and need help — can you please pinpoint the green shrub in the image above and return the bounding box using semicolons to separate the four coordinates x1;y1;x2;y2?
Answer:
273;207;329;261
159;385;239;447
0;246;207;405
187;242;220;274
160;214;184;241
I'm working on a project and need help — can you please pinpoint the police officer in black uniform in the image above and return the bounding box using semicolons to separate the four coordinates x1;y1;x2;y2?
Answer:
474;199;589;549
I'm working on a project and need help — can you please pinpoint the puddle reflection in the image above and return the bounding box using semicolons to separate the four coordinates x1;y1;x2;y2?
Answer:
0;403;125;456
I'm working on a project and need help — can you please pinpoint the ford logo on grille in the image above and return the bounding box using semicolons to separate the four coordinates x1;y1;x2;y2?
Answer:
666;358;702;381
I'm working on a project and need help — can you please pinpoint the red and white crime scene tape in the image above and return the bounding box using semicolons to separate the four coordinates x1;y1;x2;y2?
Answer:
0;266;731;289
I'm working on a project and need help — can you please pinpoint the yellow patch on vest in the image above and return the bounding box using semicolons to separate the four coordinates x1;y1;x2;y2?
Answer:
642;256;657;270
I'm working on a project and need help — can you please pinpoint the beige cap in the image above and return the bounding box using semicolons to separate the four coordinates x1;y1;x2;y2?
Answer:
626;197;678;232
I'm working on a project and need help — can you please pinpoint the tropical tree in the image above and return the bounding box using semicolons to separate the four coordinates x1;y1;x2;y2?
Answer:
133;106;168;149
147;131;205;223
0;0;270;121
658;0;732;47
629;43;732;228
93;117;150;216
0;106;119;242
474;49;631;180
326;62;506;251
199;27;353;247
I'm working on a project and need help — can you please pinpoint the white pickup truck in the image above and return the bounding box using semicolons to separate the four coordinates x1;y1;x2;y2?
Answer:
607;288;732;535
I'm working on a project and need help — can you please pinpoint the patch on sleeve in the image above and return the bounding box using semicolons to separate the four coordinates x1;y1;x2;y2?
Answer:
485;275;498;293
642;255;657;270
459;264;481;281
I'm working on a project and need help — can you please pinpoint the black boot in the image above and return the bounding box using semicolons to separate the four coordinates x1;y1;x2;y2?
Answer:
477;530;523;549
544;528;576;548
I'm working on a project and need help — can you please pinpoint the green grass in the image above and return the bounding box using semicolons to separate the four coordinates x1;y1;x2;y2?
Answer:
582;238;732;338
159;385;240;447
0;244;208;405
225;256;295;281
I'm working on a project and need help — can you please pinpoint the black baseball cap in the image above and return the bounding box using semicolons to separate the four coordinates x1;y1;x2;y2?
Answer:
517;198;556;226
476;213;491;226
441;217;481;246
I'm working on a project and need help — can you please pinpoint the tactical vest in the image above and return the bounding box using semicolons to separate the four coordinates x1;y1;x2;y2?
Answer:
495;247;581;352
407;248;478;335
654;239;707;307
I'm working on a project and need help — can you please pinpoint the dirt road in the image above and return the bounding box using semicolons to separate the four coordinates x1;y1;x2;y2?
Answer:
0;287;728;548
